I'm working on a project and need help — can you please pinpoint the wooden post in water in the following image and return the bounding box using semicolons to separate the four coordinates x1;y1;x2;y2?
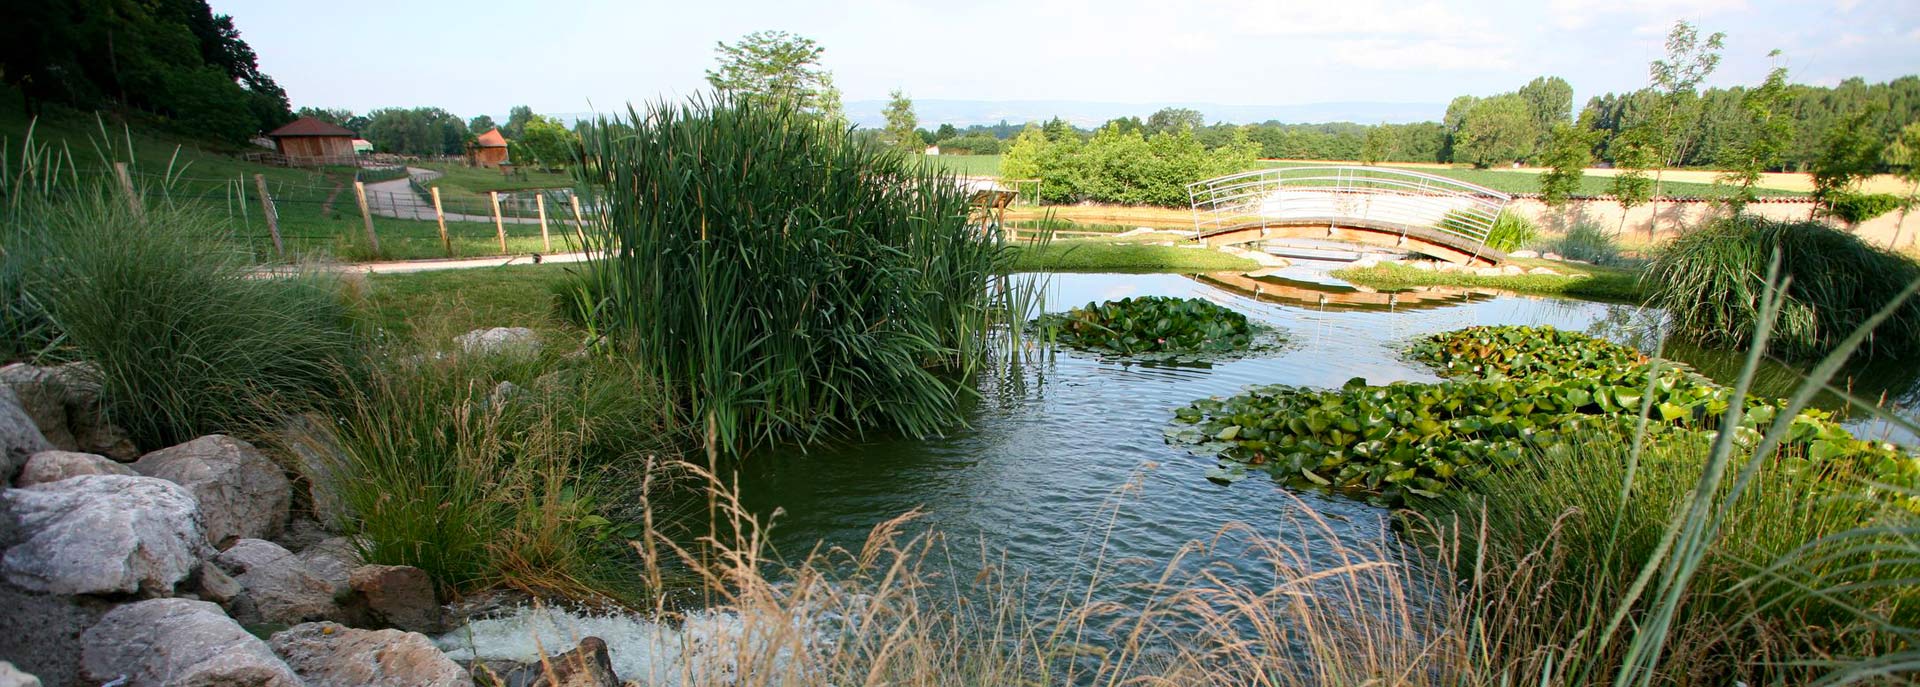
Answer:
430;187;450;257
113;163;143;219
490;191;507;254
254;174;283;258
536;194;551;252
352;181;380;257
570;194;588;251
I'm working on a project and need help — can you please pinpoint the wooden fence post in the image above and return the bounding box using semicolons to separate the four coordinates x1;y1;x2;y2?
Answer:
237;175;250;226
113;162;143;219
536;194;551;252
570;194;588;251
254;174;283;259
353;181;380;258
430;187;450;257
490;191;507;254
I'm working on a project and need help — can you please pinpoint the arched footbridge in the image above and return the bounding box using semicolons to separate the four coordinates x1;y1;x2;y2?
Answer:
1187;166;1515;266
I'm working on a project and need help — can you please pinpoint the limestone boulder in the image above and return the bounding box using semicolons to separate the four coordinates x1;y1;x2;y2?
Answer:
0;662;40;687
15;450;135;487
214;538;343;626
0;386;52;483
1;474;203;595
479;637;619;687
1526;266;1561;276
278;413;350;529
456;327;542;358
272;622;472;687
0;362;136;460
81;598;302;687
349;564;445;633
134;434;290;547
300;536;364;597
1507;249;1540;259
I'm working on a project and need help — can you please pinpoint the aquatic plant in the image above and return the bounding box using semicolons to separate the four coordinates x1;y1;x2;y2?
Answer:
1646;215;1920;360
1038;295;1279;357
1168;325;1914;506
1442;208;1537;252
568;95;1019;454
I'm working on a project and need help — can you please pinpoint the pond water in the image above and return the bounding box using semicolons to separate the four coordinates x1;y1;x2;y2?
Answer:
442;267;1920;679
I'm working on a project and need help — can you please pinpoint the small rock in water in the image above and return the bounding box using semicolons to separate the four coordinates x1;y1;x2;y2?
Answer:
135;434;291;547
15;450;135;487
1;474;203;596
271;622;473;687
81;598;303;686
482;637;620;687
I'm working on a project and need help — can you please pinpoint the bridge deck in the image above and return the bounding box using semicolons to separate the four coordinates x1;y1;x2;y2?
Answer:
1196;216;1508;266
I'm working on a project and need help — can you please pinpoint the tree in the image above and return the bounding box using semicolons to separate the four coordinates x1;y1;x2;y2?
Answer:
1360;126;1393;165
1102;117;1145;136
1643;20;1725;233
1539;120;1598;215
1146;107;1204;135
1443;95;1479;162
814;72;846;128
934;123;959;141
1716;53;1793;213
469;114;497;134
883;89;919;151
1454;95;1535;168
362;107;470;156
503;106;535;139
514;115;576;169
1517;76;1574;160
1609;124;1660;236
1882;121;1920;248
705;30;838;115
1810;105;1887;223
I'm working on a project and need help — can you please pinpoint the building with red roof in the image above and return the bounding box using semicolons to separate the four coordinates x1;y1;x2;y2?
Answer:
469;128;509;168
265;117;358;166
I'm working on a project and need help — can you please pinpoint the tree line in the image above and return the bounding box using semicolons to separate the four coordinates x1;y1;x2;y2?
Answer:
1;0;294;143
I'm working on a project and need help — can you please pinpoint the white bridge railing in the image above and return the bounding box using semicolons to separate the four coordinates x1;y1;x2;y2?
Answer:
1186;166;1514;249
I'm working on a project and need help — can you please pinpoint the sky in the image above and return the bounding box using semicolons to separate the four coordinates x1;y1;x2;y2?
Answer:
215;0;1920;125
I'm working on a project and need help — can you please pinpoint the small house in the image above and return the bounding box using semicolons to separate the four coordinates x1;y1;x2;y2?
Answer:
470;129;510;168
265;117;358;166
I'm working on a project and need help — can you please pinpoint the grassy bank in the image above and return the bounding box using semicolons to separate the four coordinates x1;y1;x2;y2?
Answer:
413;162;574;205
1334;259;1645;302
1006;237;1259;272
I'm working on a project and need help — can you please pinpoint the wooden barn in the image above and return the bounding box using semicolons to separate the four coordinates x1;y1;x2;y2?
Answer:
470;128;510;168
265;117;358;166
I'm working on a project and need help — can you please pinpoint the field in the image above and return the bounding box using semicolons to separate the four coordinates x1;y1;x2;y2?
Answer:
924;153;1846;198
412;162;574;205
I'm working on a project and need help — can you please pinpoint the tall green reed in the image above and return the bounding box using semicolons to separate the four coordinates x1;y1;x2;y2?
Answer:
568;95;1022;454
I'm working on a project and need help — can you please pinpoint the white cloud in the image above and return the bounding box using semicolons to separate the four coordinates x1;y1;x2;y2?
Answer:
1221;1;1486;37
1327;39;1517;71
1548;0;1750;30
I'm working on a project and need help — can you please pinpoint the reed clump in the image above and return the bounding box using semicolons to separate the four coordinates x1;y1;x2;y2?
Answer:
567;95;1015;454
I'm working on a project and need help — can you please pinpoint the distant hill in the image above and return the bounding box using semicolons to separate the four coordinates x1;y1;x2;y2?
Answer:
840;99;1446;129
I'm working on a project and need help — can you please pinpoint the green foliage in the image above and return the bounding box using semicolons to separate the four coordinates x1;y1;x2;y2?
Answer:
1607;124;1660;210
1003;239;1260;273
1360;126;1392;165
1038;296;1277;356
883;89;918;151
326;346;676;599
512;114;577;170
1647;215;1920;360
570;95;1015;454
1145;107;1204;136
1454;95;1536;167
1002;122;1258;207
1714;56;1793;212
1538;219;1624;265
11;177;358;449
1538;121;1597;207
1517;76;1575;153
1439;209;1536;251
1811;105;1887;216
705;30;839;117
936;134;1000;155
363;107;470;156
1823;190;1906;224
1166;325;1912;507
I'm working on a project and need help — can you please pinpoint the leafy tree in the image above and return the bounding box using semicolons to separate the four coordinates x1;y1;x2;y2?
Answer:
1517;76;1574;159
1103;116;1145;136
1146;107;1204;135
469;114;497;135
1884;121;1920;247
503;106;535;139
514;115;576;169
1643;20;1725;232
933;123;959;141
1716;53;1793;213
1454;95;1535;168
1811;105;1888;224
1001;125;1082;203
1539;120;1598;213
297;107;361;132
1360;126;1393;165
1608;124;1660;236
362;107;470;156
814;72;846;128
1443;95;1478;162
883;89;919;151
705;30;839;116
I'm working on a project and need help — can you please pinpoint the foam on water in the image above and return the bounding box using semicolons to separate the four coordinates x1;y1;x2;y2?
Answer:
435;606;784;685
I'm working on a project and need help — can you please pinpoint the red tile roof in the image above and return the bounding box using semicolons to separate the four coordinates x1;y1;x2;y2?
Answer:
474;129;508;147
267;116;356;138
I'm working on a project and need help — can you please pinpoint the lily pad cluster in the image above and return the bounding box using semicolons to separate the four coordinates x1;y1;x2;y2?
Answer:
1039;296;1279;357
1408;325;1647;379
1168;325;1915;508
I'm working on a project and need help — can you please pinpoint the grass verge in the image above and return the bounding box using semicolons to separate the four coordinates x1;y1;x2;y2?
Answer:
1007;237;1259;272
1333;259;1645;302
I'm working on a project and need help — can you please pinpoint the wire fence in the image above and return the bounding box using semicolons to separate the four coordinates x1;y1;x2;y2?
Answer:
94;166;587;264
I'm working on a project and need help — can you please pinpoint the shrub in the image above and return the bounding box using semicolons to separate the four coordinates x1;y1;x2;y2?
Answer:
1535;218;1623;265
1038;296;1278;356
12;179;358;449
1442;209;1537;252
1646;216;1920;360
570;95;1019;453
1824;190;1907;225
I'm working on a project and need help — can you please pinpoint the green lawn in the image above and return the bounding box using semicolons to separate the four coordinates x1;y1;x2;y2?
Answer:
1333;259;1646;303
362;263;582;341
412;162;575;207
1007;237;1259;272
922;154;1001;176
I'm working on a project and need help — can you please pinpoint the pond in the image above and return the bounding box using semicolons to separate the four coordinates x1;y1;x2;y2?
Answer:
442;266;1920;678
